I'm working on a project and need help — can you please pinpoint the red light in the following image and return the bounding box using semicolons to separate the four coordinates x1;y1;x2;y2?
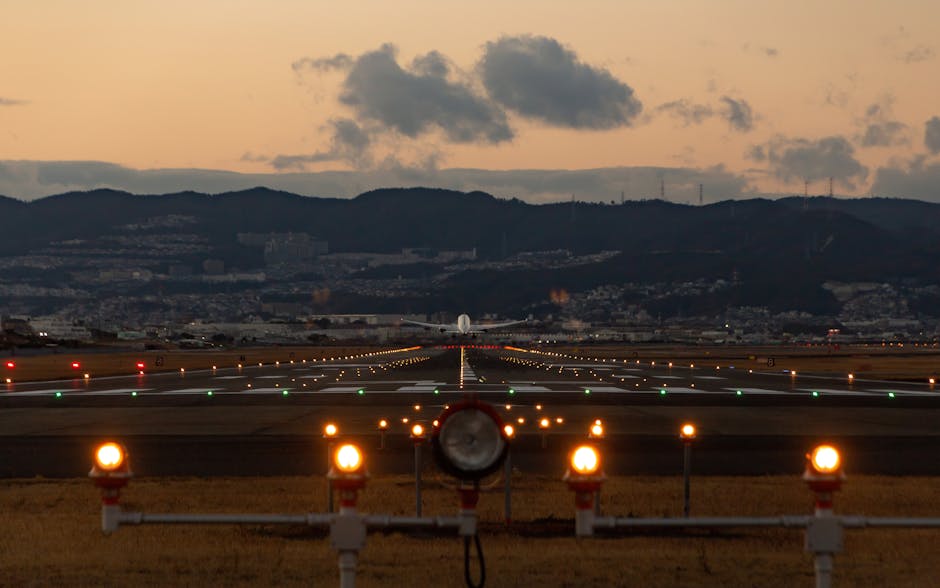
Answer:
71;362;80;369
136;362;145;369
5;361;14;369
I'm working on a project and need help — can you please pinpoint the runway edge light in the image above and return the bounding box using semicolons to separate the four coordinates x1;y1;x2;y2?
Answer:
89;441;132;534
563;445;606;537
803;444;845;512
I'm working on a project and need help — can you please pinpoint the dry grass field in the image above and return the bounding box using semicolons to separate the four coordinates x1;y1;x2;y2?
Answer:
3;474;940;587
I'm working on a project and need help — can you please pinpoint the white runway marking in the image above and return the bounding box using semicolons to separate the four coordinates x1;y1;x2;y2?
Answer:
649;387;726;395
653;375;682;380
694;376;727;380
612;374;640;379
867;388;937;397
161;388;216;395
507;385;551;392
797;388;875;396
213;376;246;380
255;375;287;379
5;388;69;397
397;385;439;392
319;387;366;393
582;386;625;392
84;388;155;396
723;387;794;395
296;374;326;379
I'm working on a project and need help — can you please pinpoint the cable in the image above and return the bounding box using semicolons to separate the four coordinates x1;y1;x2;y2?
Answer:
463;534;486;588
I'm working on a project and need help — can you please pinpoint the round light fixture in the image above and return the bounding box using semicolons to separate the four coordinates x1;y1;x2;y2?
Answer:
431;400;508;480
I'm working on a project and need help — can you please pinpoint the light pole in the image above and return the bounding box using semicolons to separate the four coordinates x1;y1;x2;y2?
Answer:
588;420;605;515
502;424;515;524
410;423;426;517
377;419;388;450
679;423;696;517
323;423;339;513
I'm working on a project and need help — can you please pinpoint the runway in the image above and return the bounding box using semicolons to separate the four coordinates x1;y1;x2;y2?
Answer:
3;345;940;477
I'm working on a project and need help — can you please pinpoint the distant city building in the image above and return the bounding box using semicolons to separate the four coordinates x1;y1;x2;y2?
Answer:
202;259;225;275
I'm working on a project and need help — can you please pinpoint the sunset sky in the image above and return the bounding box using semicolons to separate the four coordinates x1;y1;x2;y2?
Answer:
2;0;940;202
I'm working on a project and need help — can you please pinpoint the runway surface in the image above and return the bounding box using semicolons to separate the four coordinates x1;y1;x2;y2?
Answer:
3;345;940;477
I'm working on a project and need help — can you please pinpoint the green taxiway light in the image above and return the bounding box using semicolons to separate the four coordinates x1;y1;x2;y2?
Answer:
282;390;289;396
889;392;896;398
660;389;667;395
508;388;515;395
357;389;365;395
207;390;214;396
434;388;439;395
736;390;742;396
812;391;819;397
131;391;138;397
584;388;591;395
55;392;62;398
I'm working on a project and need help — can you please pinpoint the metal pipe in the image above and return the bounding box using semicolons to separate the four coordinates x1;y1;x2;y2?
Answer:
814;553;833;588
362;515;460;529
338;551;357;588
843;517;940;528
599;516;811;529
119;512;333;526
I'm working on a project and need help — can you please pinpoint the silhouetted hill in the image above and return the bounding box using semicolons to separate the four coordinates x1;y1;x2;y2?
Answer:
4;187;940;315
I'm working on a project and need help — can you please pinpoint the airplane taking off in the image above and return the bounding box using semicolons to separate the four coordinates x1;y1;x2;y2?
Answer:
402;314;526;335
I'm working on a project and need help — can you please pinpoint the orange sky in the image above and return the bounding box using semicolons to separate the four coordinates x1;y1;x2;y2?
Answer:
2;0;939;197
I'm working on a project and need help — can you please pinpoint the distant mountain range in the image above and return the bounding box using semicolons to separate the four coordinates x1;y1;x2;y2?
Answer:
2;187;940;316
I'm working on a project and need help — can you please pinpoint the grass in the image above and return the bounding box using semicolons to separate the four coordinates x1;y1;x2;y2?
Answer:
3;474;940;586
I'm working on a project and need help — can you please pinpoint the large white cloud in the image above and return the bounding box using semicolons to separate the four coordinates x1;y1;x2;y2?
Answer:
478;35;642;129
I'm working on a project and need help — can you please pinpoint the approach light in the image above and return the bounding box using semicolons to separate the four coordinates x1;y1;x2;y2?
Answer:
503;424;515;438
589;423;604;438
680;423;697;440
410;423;425;439
71;362;80;369
378;419;388;430
539;417;550;429
95;443;126;471
431;400;508;481
5;361;14;369
333;444;363;473
569;445;600;476
931;378;936;385
136;362;145;369
324;423;338;438
809;445;841;475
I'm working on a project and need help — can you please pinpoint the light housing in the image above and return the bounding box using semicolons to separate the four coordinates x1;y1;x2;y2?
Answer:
89;441;132;487
431;399;509;481
803;443;845;497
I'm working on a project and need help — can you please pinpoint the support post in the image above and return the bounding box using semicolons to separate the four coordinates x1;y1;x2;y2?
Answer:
683;441;692;517
503;449;512;524
414;441;423;517
327;441;335;513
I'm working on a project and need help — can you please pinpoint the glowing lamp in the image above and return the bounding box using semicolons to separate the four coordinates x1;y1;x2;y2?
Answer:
5;361;14;369
136;362;145;369
410;423;425;439
680;423;697;440
589;423;604;438
71;362;81;369
539;417;550;429
333;444;363;473
95;443;126;471
323;423;338;438
377;419;388;430
570;445;600;476
503;424;515;438
809;445;841;475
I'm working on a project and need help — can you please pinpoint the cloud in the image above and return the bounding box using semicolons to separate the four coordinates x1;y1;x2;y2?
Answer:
900;45;934;63
0;97;27;106
749;135;868;188
925;116;940;154
0;160;749;204
291;53;353;73
855;100;909;148
657;99;714;126
337;44;512;144
872;158;940;200
719;96;755;132
478;35;642;129
270;118;372;170
763;47;779;58
860;121;909;147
